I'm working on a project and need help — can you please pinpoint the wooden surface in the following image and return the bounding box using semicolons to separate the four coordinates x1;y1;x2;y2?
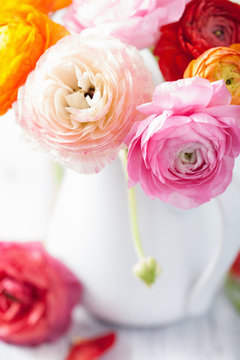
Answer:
1;291;240;360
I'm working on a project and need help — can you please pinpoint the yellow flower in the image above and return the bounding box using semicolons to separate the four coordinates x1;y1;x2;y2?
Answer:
184;45;240;104
0;5;69;116
0;0;72;13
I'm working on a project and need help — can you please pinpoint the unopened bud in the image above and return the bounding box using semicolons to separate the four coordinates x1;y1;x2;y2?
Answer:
133;256;161;286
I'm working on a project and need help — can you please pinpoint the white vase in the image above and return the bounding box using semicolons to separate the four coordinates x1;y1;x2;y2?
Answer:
46;154;240;326
46;48;240;326
0;111;57;242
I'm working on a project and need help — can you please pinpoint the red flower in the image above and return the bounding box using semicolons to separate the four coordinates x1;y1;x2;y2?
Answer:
154;0;240;80
0;242;81;346
66;332;116;360
231;253;240;278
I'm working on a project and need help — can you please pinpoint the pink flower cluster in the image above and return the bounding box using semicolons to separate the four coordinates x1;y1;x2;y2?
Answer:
127;77;240;208
64;0;186;49
13;3;240;210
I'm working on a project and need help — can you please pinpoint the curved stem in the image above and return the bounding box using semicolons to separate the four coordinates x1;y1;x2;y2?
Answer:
119;149;161;286
128;185;145;260
119;149;144;260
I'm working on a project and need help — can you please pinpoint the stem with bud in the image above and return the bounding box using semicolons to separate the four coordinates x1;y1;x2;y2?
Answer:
119;149;161;286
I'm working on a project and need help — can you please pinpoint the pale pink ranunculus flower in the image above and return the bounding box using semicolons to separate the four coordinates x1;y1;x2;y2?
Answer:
63;0;187;49
16;33;153;174
127;77;240;209
0;242;81;346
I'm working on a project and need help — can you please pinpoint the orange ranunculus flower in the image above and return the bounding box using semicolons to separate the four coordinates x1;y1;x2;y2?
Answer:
52;0;72;12
0;5;69;116
0;0;72;13
184;45;240;105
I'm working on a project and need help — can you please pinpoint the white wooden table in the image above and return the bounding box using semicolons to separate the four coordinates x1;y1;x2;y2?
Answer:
0;290;239;360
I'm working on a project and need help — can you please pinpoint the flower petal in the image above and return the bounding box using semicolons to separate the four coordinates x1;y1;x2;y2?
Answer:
66;332;116;360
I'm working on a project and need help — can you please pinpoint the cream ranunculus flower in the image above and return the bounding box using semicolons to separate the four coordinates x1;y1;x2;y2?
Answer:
16;33;153;173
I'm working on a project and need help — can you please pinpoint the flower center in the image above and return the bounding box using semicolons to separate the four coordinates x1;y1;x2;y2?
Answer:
179;150;197;164
213;29;224;39
65;71;96;111
0;278;34;306
84;87;95;99
2;291;20;303
216;62;240;92
225;78;232;85
65;85;95;110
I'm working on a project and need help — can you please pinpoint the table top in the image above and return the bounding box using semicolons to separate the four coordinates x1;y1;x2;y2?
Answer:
1;290;239;360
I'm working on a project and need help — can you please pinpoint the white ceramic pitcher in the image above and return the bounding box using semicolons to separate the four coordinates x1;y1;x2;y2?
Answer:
46;154;240;326
46;50;240;326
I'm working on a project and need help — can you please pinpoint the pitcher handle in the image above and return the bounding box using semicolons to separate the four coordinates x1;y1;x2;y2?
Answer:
186;162;240;315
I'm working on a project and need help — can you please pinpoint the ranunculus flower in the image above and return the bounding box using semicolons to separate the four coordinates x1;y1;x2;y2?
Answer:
16;33;153;174
0;5;68;116
230;253;240;278
66;332;116;360
184;45;240;104
0;242;81;346
0;0;72;13
126;77;240;209
154;0;240;81
63;0;186;49
52;0;72;12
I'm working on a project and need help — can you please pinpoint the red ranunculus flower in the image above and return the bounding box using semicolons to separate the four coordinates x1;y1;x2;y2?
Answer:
0;242;81;346
231;253;240;278
154;0;240;81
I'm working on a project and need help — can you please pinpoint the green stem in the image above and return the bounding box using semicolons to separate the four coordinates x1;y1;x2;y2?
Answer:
119;149;145;260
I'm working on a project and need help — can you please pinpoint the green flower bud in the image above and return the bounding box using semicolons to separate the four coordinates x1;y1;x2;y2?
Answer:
133;257;161;287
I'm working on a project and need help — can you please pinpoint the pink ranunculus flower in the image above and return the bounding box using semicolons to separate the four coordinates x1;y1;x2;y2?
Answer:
63;0;187;49
0;242;81;346
127;77;240;209
16;33;153;174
